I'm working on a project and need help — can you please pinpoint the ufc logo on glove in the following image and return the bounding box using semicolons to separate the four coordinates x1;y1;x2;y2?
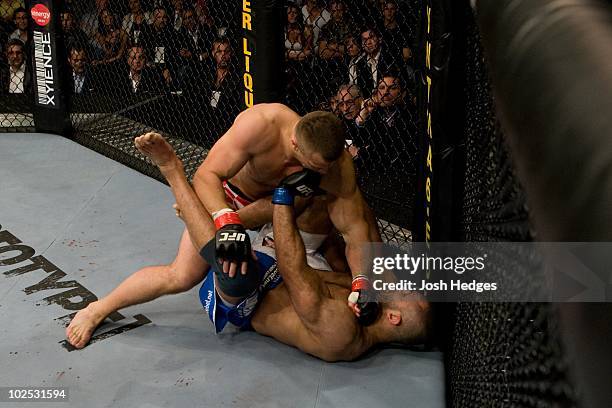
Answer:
218;232;246;242
296;185;315;196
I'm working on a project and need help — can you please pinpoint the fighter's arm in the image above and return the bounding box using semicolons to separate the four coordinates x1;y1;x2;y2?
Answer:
237;195;312;230
192;109;269;215
321;153;381;279
272;204;329;328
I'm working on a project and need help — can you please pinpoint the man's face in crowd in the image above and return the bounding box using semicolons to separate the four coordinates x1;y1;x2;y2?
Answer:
152;9;168;30
383;2;398;21
337;88;361;120
7;44;25;70
376;76;402;107
101;9;114;27
330;2;345;23
361;30;380;56
213;42;232;68
182;10;196;30
128;0;142;13
15;11;28;30
69;50;88;74
128;47;146;72
344;37;361;58
171;0;183;11
61;12;74;32
96;0;109;11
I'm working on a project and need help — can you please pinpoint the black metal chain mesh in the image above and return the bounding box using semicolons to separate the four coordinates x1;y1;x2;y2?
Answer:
282;0;420;235
2;1;581;405
442;5;577;407
65;0;420;244
66;0;243;180
0;0;34;131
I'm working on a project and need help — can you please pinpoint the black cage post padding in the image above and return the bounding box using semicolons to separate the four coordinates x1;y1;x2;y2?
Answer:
413;0;466;242
476;1;612;407
243;0;285;105
26;0;72;136
476;0;612;241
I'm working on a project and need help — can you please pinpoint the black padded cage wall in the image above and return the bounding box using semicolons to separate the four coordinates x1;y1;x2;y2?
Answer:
418;0;579;407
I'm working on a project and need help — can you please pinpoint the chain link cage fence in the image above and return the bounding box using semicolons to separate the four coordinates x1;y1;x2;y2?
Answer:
64;0;419;245
440;4;577;407
66;0;242;181
282;0;420;242
0;0;34;131
6;0;582;406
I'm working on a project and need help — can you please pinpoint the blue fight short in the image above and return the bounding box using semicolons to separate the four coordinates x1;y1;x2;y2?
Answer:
199;249;282;333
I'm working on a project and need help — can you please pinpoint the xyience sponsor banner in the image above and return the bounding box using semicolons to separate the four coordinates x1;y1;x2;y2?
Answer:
33;31;55;107
360;242;612;302
30;2;57;108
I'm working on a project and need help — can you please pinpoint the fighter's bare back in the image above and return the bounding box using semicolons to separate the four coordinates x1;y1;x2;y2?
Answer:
206;104;306;199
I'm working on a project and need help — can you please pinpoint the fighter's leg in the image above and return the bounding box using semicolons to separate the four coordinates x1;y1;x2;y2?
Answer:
68;133;217;348
66;228;207;349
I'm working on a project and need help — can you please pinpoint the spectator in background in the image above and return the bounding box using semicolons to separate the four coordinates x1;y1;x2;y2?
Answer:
94;9;129;68
81;0;110;57
286;3;304;25
343;33;364;86
318;0;353;57
177;7;214;64
172;6;214;88
169;0;184;31
355;26;402;98
116;44;164;96
194;0;215;30
285;22;313;62
284;19;317;113
141;6;179;86
1;39;30;94
122;0;151;46
355;71;416;184
315;1;354;101
9;7;28;44
184;37;241;135
206;37;242;135
67;44;97;94
61;9;89;52
334;83;363;158
301;0;330;47
380;0;413;65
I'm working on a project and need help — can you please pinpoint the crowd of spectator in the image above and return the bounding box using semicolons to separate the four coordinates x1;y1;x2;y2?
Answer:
1;0;418;188
282;0;418;189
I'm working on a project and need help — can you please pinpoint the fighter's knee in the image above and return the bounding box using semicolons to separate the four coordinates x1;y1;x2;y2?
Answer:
167;264;203;293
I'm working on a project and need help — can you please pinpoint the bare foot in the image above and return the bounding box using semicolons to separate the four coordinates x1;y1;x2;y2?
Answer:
134;132;181;173
66;302;106;349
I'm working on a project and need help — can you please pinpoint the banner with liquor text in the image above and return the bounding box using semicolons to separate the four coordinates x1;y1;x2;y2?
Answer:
27;0;71;135
361;242;612;302
241;0;284;107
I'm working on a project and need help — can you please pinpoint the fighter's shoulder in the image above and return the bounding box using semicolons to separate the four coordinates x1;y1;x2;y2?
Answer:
245;103;298;123
235;103;293;131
